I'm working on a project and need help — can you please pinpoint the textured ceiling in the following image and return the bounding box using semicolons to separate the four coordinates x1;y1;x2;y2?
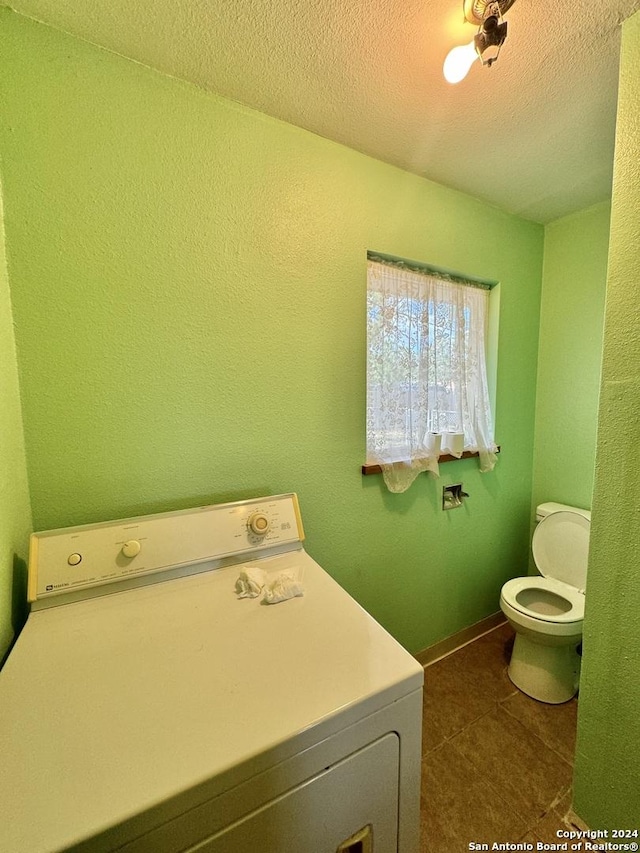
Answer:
9;0;640;222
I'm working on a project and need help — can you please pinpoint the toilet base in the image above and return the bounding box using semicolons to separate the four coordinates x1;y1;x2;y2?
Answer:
508;633;581;704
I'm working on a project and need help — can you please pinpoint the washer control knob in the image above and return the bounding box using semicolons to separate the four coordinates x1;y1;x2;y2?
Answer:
67;553;82;566
122;540;142;558
248;512;270;537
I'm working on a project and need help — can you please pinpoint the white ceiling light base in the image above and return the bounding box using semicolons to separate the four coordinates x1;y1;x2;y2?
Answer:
463;0;517;25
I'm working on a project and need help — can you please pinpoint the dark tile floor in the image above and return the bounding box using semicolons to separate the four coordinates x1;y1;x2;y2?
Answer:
421;622;581;852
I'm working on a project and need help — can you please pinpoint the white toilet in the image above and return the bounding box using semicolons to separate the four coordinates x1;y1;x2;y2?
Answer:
500;502;590;704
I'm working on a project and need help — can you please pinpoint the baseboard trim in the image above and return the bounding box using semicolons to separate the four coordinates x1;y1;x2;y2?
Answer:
564;809;590;832
415;611;507;667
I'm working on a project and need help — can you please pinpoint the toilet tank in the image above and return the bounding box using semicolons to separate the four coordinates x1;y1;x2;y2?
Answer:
536;502;591;523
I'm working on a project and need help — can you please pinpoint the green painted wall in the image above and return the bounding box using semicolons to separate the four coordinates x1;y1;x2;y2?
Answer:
0;9;544;654
0;186;32;660
573;10;640;826
531;202;610;514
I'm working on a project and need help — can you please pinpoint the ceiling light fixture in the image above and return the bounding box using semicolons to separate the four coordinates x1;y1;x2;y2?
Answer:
443;0;516;84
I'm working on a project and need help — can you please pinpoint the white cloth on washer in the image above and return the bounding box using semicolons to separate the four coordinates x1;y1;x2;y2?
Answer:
235;567;266;599
262;570;304;605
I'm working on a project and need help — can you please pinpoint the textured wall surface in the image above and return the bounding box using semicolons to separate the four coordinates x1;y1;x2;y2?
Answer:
573;10;640;826
0;189;32;659
531;202;610;513
8;0;634;223
0;10;543;653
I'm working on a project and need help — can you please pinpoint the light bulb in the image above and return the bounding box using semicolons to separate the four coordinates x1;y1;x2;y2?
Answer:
443;40;478;84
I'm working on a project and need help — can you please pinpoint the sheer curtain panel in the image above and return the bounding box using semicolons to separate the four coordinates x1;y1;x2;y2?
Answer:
366;259;497;493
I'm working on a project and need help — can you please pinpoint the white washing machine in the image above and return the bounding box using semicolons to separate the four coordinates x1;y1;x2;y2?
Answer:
0;493;423;853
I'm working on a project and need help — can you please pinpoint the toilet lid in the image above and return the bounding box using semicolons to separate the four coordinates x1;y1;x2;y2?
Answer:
532;511;590;591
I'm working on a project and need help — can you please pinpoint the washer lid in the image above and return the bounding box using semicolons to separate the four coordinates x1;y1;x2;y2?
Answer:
532;511;590;591
0;549;423;853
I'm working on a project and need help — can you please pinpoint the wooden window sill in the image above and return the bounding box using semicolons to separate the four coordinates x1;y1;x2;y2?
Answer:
362;446;500;475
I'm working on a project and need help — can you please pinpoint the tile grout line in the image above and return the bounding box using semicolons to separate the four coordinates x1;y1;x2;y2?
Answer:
498;696;577;768
446;720;534;837
443;692;574;830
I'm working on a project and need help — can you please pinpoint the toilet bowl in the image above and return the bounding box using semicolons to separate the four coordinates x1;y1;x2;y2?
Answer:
500;504;590;704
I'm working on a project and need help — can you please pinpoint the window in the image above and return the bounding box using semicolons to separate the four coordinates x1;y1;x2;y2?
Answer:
366;256;497;493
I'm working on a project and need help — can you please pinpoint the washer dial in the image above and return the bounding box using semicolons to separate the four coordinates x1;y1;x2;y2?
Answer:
247;512;270;537
121;540;142;558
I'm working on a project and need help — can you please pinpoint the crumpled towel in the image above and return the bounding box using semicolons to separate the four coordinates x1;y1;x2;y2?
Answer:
235;567;266;599
262;570;304;605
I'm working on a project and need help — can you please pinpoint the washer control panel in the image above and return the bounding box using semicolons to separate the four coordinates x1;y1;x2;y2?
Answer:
29;493;304;603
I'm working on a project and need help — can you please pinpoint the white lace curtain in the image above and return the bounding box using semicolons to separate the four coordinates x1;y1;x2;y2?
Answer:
366;259;497;493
